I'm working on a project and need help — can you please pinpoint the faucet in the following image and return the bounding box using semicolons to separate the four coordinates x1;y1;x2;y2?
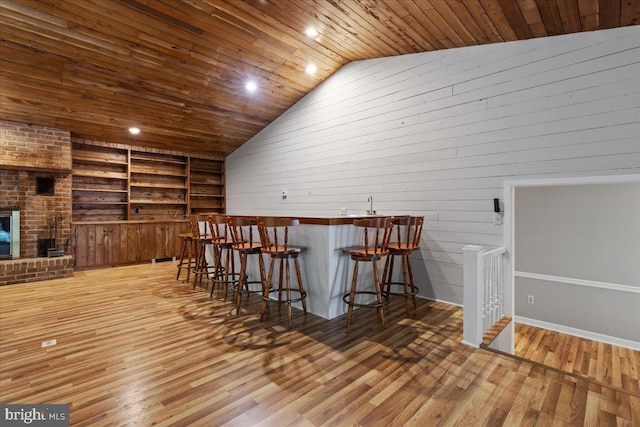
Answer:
367;195;376;215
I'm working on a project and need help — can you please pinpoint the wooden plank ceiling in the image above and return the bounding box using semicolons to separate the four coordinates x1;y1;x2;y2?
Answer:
1;0;638;158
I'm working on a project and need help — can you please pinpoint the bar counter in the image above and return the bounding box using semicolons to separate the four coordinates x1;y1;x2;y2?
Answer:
204;215;390;320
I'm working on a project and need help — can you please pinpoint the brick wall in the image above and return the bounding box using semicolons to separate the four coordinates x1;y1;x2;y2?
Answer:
1;120;73;284
0;256;74;285
0;120;72;170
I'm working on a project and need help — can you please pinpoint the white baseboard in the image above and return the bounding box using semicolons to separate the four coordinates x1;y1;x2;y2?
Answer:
515;316;640;351
417;295;463;308
461;340;480;348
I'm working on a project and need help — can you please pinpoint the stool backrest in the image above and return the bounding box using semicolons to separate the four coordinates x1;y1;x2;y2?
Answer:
208;214;231;241
188;215;207;239
392;216;424;249
257;217;300;253
353;216;393;255
228;216;259;248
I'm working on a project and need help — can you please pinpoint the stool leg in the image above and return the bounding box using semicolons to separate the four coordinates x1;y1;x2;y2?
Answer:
235;252;247;313
277;258;285;310
261;256;276;320
186;239;195;283
225;248;235;301
210;244;222;297
373;260;385;329
402;254;412;316
285;258;292;328
200;242;210;287
193;241;206;289
258;252;268;314
192;242;200;289
407;254;417;309
383;255;395;297
346;261;359;328
176;238;187;280
294;257;307;315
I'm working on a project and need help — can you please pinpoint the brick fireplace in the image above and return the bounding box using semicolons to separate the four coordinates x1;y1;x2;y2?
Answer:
1;120;74;284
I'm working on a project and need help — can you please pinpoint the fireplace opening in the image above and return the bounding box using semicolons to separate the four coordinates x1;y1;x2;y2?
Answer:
0;208;20;260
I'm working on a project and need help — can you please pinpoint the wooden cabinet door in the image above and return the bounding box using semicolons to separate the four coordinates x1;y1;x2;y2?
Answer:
74;224;98;267
95;224;109;266
125;223;141;263
137;223;155;262
108;224;125;265
73;224;88;267
154;222;172;259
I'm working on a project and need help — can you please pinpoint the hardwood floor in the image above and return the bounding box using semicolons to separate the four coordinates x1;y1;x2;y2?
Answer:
513;323;640;397
1;262;638;426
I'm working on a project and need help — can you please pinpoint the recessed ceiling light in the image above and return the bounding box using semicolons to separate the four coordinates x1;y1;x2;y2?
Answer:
305;27;318;38
305;64;317;75
245;80;257;92
128;127;140;135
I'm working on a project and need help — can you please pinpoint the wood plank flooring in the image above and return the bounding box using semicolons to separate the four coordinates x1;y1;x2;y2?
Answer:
513;323;640;397
1;262;638;426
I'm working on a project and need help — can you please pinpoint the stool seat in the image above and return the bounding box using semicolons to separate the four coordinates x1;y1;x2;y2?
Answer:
261;245;303;256
233;242;262;252
343;216;393;329
387;242;418;252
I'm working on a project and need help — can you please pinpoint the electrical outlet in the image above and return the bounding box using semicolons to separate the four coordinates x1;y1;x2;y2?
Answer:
340;207;347;216
42;339;57;348
527;295;534;304
493;212;503;225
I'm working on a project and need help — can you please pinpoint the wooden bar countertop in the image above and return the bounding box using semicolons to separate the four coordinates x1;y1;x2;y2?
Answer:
72;215;381;226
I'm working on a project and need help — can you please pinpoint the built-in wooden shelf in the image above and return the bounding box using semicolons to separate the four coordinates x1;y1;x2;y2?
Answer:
71;142;224;221
73;188;129;193
73;152;128;165
73;202;129;206
130;169;187;177
72;171;128;179
130;200;188;205
130;183;187;189
129;154;186;165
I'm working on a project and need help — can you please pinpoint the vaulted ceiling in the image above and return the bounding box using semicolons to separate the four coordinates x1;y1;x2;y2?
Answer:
1;0;638;158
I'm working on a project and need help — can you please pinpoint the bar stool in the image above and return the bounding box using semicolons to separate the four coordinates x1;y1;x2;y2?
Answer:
257;217;307;328
176;232;195;282
188;215;214;289
207;214;238;300
383;216;424;316
343;217;393;329
228;216;267;314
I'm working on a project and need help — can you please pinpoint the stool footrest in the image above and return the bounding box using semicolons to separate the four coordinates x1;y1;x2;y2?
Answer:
232;281;270;294
263;289;307;305
212;272;240;285
343;291;389;308
385;281;418;296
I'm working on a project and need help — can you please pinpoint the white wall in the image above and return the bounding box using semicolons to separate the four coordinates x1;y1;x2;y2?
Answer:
226;27;640;305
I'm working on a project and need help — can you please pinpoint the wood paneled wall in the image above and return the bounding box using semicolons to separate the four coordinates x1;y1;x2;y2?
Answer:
225;26;640;305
